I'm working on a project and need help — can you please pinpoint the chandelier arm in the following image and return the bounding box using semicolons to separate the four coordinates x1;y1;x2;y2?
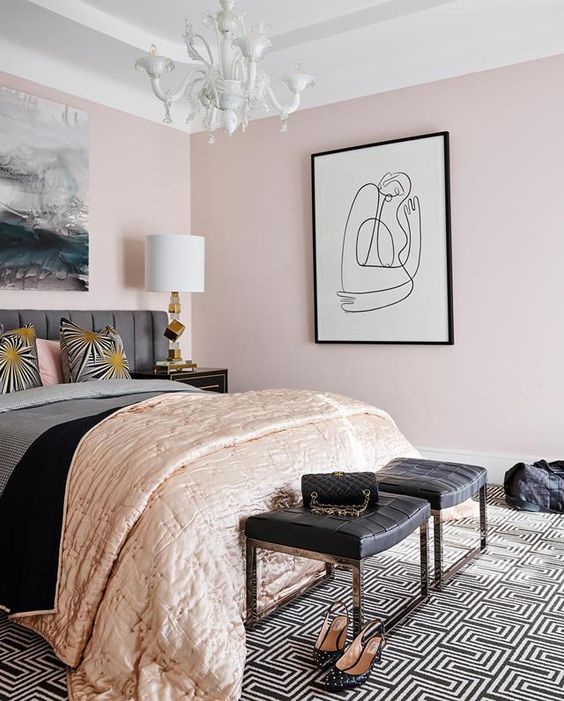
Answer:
231;54;245;82
149;68;208;104
191;34;215;66
184;43;208;66
206;74;222;111
239;13;247;35
213;22;222;63
264;86;301;117
186;76;206;121
204;105;218;133
197;75;221;112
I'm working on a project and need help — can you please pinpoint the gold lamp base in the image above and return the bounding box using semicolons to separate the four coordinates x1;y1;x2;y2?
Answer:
167;347;183;362
154;291;198;372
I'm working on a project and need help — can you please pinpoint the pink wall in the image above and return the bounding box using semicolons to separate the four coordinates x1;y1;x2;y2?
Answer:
191;54;564;459
0;72;190;342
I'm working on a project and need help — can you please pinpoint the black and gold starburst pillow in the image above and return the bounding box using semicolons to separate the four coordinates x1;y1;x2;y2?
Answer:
0;324;43;394
60;318;131;383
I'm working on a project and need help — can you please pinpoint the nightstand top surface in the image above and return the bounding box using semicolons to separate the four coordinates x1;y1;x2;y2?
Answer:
133;367;226;378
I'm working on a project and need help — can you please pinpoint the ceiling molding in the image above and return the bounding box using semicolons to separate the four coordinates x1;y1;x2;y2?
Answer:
0;34;189;130
26;0;189;62
2;0;564;132
272;0;459;51
23;0;462;57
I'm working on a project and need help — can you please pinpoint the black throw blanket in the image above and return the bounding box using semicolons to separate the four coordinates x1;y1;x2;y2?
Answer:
0;408;117;614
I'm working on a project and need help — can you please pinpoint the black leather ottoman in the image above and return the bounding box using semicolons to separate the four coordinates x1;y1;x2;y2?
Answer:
377;458;488;589
245;493;431;634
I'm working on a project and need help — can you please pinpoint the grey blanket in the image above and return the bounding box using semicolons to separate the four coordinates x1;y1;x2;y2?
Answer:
0;380;200;496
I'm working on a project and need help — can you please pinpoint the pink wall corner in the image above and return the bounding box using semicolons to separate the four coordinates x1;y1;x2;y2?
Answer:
191;54;564;458
0;72;192;355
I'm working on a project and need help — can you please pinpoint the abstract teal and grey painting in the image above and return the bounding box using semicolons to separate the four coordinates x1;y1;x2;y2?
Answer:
0;87;89;290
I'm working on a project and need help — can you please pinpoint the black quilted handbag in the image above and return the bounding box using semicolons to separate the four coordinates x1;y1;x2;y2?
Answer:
301;471;379;517
504;460;564;513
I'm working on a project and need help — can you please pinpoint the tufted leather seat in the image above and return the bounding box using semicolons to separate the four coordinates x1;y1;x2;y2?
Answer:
377;458;487;510
376;457;489;591
245;493;430;561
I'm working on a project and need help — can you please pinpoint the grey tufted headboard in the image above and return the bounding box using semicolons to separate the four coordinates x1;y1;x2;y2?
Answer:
0;309;168;373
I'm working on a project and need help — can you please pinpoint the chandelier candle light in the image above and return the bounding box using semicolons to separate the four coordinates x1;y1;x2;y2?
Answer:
135;0;315;142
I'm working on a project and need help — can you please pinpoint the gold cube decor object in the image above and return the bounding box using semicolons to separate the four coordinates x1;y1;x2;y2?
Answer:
168;291;181;315
164;319;186;342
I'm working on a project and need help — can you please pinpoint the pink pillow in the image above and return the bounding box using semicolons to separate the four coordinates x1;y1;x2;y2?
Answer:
36;338;64;386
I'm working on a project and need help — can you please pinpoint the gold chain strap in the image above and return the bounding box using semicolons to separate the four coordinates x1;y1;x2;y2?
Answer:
310;489;371;518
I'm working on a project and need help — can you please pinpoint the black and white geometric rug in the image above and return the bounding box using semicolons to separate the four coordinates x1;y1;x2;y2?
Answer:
1;487;563;701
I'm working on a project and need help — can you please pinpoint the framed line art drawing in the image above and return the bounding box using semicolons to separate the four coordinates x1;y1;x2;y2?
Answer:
312;132;453;344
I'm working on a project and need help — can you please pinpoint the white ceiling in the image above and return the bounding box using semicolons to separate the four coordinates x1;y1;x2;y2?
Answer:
82;0;385;41
1;0;564;131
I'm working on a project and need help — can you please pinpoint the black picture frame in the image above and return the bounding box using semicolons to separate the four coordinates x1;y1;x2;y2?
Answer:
311;131;453;345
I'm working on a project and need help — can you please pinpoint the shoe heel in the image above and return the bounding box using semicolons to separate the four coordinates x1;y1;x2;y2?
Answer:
313;600;350;669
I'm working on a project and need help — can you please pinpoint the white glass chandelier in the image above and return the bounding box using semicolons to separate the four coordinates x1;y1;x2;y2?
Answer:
135;0;315;143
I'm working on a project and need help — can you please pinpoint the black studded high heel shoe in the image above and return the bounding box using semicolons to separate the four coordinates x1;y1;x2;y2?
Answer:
324;619;385;690
313;600;350;669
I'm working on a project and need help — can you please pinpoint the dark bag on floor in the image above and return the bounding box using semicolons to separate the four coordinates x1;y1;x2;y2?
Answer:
504;460;564;513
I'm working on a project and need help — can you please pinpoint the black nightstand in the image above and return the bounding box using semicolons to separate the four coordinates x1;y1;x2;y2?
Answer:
133;368;228;393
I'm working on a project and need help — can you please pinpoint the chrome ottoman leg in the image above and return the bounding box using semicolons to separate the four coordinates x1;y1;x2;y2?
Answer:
246;540;257;628
420;519;429;598
433;511;444;590
352;560;364;635
383;519;430;633
432;484;488;590
480;484;488;551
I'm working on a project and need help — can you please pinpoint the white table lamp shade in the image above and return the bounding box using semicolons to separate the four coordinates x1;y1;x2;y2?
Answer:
146;234;205;292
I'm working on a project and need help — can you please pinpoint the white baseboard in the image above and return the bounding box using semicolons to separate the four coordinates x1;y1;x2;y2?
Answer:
417;446;538;486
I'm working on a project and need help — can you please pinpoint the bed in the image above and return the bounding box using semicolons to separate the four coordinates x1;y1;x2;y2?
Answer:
0;309;420;701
